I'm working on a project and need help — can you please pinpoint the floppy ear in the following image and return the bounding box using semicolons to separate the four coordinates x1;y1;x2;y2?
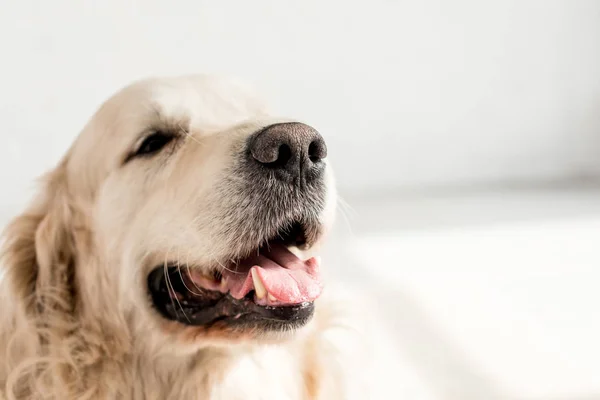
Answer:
1;162;78;320
0;162;92;400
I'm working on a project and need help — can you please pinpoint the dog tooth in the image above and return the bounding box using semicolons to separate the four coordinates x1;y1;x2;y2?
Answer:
201;272;215;282
268;293;277;302
220;277;228;291
251;268;267;299
287;246;303;259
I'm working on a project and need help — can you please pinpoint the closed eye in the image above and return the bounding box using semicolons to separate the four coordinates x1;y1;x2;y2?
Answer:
125;132;175;163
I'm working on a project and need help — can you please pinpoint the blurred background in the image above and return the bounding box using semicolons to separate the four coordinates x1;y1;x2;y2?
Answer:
2;1;600;399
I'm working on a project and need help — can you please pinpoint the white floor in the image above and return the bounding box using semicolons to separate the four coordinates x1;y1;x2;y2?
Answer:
323;184;600;400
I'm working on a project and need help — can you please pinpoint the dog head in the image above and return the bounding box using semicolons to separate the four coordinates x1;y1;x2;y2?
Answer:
1;75;336;354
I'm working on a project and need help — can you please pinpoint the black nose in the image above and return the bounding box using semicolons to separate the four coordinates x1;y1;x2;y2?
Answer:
249;122;327;182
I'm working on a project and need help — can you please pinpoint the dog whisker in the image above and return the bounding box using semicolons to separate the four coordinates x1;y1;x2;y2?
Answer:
178;248;205;296
184;264;206;295
337;196;356;238
166;248;190;323
213;258;243;275
179;124;203;146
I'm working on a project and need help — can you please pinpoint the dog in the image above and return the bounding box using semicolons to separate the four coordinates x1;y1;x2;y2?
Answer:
0;75;368;399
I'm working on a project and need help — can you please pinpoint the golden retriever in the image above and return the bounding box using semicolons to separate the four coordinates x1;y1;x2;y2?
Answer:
0;75;367;399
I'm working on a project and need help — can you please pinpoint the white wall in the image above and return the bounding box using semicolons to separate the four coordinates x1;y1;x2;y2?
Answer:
2;0;600;204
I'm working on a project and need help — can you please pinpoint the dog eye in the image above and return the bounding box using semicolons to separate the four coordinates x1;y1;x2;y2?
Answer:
134;132;174;157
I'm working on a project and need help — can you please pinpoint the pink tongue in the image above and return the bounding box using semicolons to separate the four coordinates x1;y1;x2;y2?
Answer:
222;244;322;304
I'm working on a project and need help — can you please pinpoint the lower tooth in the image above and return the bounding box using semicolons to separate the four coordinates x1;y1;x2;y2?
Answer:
268;293;277;302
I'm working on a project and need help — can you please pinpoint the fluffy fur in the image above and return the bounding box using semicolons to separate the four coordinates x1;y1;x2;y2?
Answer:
0;75;367;399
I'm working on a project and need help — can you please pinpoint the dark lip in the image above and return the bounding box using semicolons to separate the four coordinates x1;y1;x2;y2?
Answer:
147;218;320;330
147;266;315;329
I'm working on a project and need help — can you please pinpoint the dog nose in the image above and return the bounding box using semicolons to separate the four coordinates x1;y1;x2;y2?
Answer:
249;122;327;181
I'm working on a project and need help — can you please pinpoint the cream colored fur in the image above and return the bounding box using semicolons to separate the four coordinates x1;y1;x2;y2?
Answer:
0;75;368;399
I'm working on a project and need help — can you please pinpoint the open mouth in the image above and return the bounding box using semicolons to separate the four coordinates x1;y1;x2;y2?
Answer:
147;221;322;331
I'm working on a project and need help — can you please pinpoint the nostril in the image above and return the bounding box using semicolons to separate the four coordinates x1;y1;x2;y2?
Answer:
308;140;327;163
264;143;292;169
276;144;292;167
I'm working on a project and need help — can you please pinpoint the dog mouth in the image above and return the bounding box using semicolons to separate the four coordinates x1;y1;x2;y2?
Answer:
147;221;322;331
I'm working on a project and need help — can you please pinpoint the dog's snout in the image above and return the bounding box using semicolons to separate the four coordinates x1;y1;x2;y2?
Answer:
249;123;327;181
